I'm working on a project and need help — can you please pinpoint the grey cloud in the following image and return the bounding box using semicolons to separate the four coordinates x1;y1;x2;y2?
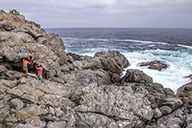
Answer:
0;0;192;28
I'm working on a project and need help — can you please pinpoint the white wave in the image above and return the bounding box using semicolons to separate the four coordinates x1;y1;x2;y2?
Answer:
67;46;192;93
121;49;192;93
63;37;169;45
177;44;192;49
118;39;168;45
63;37;192;50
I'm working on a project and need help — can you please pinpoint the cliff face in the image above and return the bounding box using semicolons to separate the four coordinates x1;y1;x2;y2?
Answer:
0;10;192;128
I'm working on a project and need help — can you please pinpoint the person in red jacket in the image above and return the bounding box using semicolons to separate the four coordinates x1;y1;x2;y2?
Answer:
35;64;44;84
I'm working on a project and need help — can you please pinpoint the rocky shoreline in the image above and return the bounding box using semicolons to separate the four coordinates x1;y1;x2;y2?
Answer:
0;10;192;128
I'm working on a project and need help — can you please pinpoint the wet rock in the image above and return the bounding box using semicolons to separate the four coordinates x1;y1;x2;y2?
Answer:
121;69;153;83
138;60;168;71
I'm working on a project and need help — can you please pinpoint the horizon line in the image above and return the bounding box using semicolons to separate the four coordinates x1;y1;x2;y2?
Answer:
45;27;192;30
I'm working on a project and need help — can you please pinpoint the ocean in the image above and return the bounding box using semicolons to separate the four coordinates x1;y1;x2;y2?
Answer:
46;28;192;92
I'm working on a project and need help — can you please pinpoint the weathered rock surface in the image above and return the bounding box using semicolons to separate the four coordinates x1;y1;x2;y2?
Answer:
0;9;192;128
177;82;192;106
138;60;168;71
121;69;153;83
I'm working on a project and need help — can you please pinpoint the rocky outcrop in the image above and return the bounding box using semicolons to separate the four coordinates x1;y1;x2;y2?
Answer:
37;34;67;66
0;10;67;76
121;69;153;83
138;60;168;71
177;82;192;106
0;9;191;128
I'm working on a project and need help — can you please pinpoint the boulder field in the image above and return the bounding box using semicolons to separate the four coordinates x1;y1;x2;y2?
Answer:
1;10;192;128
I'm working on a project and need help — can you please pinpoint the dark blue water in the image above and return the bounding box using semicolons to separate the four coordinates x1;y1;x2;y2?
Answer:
46;28;192;52
46;28;192;92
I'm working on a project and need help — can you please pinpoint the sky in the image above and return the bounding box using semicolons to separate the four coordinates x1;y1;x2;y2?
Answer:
1;0;192;28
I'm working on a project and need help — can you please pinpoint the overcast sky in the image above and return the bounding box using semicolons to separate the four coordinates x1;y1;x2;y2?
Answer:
1;0;192;28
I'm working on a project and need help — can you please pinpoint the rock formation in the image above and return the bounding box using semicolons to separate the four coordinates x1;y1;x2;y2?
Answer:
138;60;168;71
0;10;192;128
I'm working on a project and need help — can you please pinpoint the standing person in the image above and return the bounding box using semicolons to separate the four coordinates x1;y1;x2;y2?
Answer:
35;64;44;85
23;58;31;78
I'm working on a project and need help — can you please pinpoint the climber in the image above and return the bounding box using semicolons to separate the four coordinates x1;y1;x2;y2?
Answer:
28;51;34;63
35;64;44;85
43;68;49;79
23;58;31;78
28;51;36;72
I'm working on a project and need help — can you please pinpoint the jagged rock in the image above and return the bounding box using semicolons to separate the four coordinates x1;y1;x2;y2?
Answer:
147;107;192;128
177;82;192;105
74;83;153;127
63;69;111;86
67;53;92;61
153;108;162;118
15;119;46;128
186;114;192;128
10;98;24;110
121;69;153;83
37;34;67;65
138;60;168;71
47;121;67;128
94;50;129;74
161;98;183;110
159;106;172;115
164;88;175;97
9;9;20;15
111;73;121;83
0;65;7;79
0;32;61;71
71;50;129;74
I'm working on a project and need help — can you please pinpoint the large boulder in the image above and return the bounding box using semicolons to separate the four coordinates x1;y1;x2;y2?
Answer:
37;34;67;65
72;50;129;74
94;50;129;72
0;32;60;70
0;10;67;77
121;69;153;83
138;60;168;71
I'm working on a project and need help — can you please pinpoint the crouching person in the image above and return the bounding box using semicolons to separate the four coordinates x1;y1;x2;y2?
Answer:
35;64;44;85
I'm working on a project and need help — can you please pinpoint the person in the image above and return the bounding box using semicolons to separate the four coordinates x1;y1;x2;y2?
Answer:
23;58;31;78
35;64;44;84
28;51;34;64
43;68;49;80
